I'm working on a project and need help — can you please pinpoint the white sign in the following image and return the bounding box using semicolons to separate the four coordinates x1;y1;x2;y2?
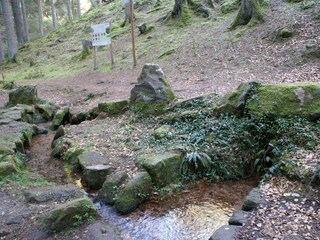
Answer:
91;23;111;46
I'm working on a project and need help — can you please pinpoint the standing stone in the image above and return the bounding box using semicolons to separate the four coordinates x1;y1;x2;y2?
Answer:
51;107;69;130
130;64;175;113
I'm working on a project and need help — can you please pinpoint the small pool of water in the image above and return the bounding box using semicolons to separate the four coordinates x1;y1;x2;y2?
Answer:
94;178;258;240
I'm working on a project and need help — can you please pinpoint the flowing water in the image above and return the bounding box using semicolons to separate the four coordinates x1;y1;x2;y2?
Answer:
94;179;258;240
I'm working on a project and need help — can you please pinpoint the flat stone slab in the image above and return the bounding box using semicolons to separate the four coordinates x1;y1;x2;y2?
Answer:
23;184;84;203
82;164;116;190
209;225;241;240
79;151;109;168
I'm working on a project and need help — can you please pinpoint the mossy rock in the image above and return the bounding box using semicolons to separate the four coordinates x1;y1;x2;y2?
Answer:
246;83;320;121
215;82;260;116
51;107;70;130
63;147;85;170
140;151;183;187
51;137;73;158
220;0;240;14
130;64;175;115
114;171;152;214
45;197;97;233
98;171;129;205
0;161;18;177
36;99;56;120
98;99;129;115
23;184;84;203
7;85;37;107
154;125;172;139
82;164;116;190
279;28;294;38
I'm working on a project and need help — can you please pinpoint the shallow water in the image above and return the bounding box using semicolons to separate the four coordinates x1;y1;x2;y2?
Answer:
95;179;258;240
97;201;232;240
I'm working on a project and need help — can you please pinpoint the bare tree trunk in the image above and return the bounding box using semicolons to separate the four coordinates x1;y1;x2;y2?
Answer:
11;0;27;45
76;0;81;17
51;0;57;30
0;0;18;60
229;0;263;29
20;0;28;40
37;0;43;35
172;0;184;18
66;0;72;20
0;29;4;63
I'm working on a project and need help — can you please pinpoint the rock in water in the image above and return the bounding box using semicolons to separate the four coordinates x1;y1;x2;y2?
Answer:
8;85;37;106
130;64;175;114
209;225;241;240
114;171;152;214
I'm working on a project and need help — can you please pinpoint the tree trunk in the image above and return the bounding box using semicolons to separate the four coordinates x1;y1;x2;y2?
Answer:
20;0;28;40
37;0;43;35
11;0;27;45
0;0;18;60
172;0;183;18
51;0;57;30
0;29;4;63
76;0;81;17
66;0;72;20
229;0;263;29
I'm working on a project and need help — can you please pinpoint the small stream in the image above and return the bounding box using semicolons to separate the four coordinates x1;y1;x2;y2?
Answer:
94;179;258;240
29;131;258;240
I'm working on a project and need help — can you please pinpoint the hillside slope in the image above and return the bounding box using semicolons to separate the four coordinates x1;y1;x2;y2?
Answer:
0;0;319;106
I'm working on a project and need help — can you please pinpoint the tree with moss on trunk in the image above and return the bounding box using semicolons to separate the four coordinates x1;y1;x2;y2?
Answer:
11;0;28;45
229;0;264;29
171;0;211;20
0;0;18;61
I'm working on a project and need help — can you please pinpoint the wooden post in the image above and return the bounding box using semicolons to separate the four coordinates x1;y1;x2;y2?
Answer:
109;22;114;67
129;0;137;67
93;46;97;70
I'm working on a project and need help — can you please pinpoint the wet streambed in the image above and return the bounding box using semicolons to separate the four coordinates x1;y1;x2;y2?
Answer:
94;178;258;240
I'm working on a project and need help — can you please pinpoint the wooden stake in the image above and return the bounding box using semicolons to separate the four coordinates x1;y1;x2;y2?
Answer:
93;46;97;70
109;22;115;67
129;0;137;67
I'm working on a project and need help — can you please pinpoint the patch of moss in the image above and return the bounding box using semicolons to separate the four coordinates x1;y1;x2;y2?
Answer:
221;0;241;14
300;0;315;9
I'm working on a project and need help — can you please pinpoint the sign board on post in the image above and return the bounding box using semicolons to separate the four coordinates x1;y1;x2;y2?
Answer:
90;22;114;69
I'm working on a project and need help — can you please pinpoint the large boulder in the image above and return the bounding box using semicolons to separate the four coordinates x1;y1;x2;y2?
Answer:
130;64;175;114
8;85;37;106
44;197;97;233
246;83;320;121
114;171;152;214
79;151;115;189
23;184;84;203
98;171;129;204
138;151;183;187
98;99;129;115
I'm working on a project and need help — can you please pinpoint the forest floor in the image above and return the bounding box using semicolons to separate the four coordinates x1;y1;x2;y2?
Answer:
0;0;319;239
